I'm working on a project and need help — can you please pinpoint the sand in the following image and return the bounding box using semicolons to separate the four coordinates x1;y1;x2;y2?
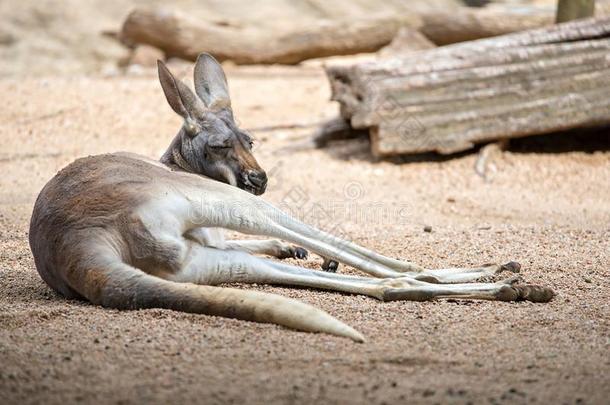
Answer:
0;65;609;404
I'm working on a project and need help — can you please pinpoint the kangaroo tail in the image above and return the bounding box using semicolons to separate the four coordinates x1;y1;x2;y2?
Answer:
85;262;365;342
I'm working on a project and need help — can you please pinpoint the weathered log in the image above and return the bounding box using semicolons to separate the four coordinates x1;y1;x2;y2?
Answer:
120;9;413;64
326;17;610;156
418;7;552;45
119;7;565;65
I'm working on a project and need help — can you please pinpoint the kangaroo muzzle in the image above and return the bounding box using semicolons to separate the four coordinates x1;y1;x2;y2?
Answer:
241;170;267;195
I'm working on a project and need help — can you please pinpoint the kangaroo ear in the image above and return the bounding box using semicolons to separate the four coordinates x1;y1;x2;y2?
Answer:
157;60;205;121
194;53;231;111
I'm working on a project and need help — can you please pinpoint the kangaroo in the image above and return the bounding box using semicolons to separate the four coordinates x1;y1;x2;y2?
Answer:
29;54;554;342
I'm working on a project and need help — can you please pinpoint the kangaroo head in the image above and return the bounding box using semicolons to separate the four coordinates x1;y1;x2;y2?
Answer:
158;53;267;195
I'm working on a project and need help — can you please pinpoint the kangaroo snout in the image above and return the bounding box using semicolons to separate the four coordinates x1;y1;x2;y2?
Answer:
247;170;267;195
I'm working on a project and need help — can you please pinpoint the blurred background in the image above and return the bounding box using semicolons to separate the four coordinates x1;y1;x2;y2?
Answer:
0;0;571;76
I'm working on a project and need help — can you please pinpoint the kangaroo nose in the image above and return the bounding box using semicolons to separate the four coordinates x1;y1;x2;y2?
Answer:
248;171;268;188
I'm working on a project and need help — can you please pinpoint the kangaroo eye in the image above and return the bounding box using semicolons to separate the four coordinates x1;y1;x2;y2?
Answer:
209;144;231;150
242;134;254;148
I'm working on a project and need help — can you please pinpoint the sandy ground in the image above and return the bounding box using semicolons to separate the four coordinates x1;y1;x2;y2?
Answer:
0;65;609;404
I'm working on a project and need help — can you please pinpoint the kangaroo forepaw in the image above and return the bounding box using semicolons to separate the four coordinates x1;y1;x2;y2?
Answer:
293;247;308;260
278;246;308;260
321;258;339;273
497;284;555;303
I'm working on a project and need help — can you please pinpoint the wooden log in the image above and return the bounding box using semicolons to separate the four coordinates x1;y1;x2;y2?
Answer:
119;6;571;65
418;7;552;45
120;8;413;65
326;17;610;156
